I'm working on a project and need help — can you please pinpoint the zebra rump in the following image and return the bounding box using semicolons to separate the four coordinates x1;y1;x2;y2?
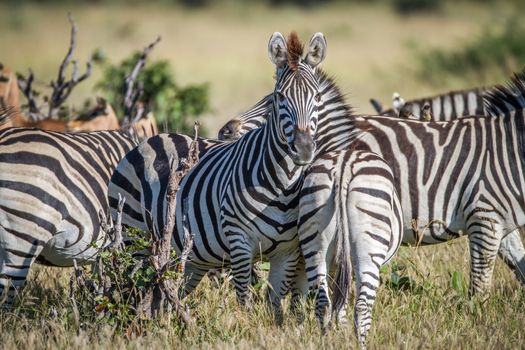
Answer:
0;127;144;305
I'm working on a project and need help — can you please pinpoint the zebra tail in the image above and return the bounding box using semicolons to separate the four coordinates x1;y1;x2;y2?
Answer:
331;172;352;319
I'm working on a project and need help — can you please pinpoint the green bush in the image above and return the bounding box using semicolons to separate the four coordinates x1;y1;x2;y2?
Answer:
417;17;525;83
70;227;185;334
95;50;210;135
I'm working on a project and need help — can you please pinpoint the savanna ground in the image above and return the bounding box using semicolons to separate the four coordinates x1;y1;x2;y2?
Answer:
1;1;525;349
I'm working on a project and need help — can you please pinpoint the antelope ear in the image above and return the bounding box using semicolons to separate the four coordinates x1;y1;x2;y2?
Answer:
268;32;288;68
369;98;385;114
96;96;107;107
305;32;327;68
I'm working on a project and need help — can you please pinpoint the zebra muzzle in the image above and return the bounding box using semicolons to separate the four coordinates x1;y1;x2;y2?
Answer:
289;128;315;165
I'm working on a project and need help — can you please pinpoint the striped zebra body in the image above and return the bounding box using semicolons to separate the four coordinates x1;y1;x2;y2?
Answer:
351;111;525;292
110;32;326;312
373;87;489;121
218;69;525;294
0;127;142;304
218;57;404;342
108;133;220;233
296;149;402;344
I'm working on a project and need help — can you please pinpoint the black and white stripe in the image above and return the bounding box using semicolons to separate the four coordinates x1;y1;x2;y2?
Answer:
293;149;402;345
109;32;326;313
0;127;143;304
371;87;489;121
218;69;525;297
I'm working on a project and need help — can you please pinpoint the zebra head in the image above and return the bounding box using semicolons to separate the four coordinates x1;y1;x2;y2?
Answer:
268;31;326;165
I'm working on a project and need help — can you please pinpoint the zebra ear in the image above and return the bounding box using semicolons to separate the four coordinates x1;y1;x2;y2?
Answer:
305;32;327;68
268;32;288;68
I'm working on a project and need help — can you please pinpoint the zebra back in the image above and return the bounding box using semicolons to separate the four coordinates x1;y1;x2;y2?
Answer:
374;87;489;121
108;133;220;233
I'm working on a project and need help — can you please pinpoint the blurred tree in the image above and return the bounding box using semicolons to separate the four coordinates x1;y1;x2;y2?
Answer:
95;50;209;135
392;0;441;14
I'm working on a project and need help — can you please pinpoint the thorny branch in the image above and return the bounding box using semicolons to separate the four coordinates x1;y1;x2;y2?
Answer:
16;70;41;120
140;121;200;322
48;13;92;118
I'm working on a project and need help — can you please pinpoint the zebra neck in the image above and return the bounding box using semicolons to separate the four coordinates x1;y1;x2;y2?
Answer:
316;103;356;154
256;110;304;191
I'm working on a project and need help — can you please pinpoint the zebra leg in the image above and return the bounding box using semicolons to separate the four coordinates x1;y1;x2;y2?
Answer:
289;255;308;323
181;264;207;297
267;248;301;323
498;228;525;284
351;255;380;347
0;226;44;306
467;214;503;295
298;180;337;330
229;244;253;307
346;216;385;347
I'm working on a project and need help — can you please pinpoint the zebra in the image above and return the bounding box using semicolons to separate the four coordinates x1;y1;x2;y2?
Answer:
217;68;525;296
107;35;403;343
110;31;328;313
295;149;403;345
0;126;156;305
369;86;489;120
217;69;406;343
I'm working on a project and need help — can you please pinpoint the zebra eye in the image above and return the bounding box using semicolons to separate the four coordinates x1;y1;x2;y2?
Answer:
315;93;321;102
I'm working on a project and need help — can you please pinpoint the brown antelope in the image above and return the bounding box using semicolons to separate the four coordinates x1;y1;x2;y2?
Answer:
130;110;158;139
0;64;26;129
66;97;120;132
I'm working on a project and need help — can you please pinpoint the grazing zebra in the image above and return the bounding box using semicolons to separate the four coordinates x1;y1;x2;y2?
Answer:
217;68;525;296
296;149;402;345
0;126;156;305
369;86;489;120
110;31;327;312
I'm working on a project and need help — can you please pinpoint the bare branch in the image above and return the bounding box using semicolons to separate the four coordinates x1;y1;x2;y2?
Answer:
111;194;126;251
47;13;93;118
57;13;77;88
16;14;92;121
122;36;162;126
138;121;200;323
17;70;41;120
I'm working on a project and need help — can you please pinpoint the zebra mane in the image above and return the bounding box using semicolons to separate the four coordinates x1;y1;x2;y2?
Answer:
484;67;525;117
316;68;355;119
314;68;358;152
287;31;304;71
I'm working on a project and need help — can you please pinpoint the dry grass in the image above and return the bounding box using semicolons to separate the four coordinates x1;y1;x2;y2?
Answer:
2;2;525;349
1;237;524;349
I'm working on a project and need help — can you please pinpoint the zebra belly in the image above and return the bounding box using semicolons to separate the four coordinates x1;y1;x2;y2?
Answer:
401;214;465;245
39;222;105;266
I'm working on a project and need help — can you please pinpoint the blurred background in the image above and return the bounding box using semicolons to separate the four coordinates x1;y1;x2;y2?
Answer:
1;0;524;136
